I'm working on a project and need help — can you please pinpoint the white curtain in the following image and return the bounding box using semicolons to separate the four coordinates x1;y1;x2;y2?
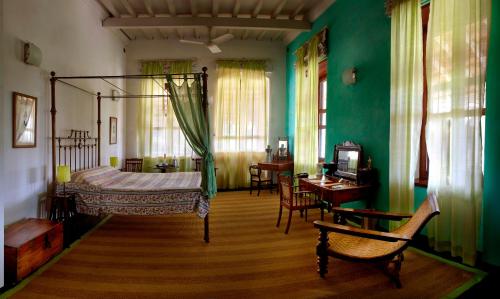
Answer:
389;0;423;225
294;37;319;175
426;0;490;265
137;61;194;171
214;61;269;189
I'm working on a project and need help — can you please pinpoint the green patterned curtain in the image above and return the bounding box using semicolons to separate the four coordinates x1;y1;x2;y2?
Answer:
166;74;217;199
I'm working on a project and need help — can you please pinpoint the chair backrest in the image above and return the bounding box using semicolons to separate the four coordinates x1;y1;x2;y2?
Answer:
192;158;202;171
278;175;293;204
125;158;143;172
249;164;262;178
394;193;440;238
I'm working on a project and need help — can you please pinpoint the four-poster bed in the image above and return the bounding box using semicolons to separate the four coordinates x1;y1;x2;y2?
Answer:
49;67;215;242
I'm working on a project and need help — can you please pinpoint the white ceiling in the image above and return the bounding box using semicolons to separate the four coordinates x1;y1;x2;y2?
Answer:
97;0;334;43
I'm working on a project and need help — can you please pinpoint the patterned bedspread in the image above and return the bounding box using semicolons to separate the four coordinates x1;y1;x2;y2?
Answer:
60;166;209;218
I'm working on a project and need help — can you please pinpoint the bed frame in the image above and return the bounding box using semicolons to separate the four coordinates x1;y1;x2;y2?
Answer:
49;67;210;242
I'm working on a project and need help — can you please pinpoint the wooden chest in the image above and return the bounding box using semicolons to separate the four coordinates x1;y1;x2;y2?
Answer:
4;218;63;284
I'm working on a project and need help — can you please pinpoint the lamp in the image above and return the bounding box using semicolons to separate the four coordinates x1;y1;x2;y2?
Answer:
56;165;71;196
342;68;357;85
24;42;42;67
110;156;119;168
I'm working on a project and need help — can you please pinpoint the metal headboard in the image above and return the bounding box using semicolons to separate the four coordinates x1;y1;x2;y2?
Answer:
56;130;98;172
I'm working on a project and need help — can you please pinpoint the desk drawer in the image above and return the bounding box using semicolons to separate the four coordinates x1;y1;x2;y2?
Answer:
335;188;369;204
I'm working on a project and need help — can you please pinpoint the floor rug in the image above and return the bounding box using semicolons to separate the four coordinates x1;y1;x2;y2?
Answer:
5;191;484;298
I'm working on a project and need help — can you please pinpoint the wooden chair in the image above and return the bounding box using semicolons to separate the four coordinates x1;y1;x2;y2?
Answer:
277;175;323;234
249;164;272;196
124;158;143;172
313;193;440;288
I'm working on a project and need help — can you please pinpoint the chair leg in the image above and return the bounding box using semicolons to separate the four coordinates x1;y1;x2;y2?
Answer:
317;228;330;278
284;209;293;234
257;181;261;196
250;181;253;195
392;253;404;288
383;253;404;288
276;205;283;227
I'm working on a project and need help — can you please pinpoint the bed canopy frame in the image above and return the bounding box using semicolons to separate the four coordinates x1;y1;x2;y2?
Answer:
49;67;210;242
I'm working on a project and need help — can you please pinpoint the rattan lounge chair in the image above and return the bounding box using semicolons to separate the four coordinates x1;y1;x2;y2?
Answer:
313;193;440;288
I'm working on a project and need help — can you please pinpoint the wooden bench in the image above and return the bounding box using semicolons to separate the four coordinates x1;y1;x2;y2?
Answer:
4;218;63;284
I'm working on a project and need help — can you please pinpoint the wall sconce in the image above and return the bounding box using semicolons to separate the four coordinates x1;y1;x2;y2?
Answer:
111;90;119;102
24;42;42;67
342;68;357;85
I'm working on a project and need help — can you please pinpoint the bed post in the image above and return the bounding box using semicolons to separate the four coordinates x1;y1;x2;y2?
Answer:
97;92;101;166
50;72;57;194
202;67;210;243
202;67;208;116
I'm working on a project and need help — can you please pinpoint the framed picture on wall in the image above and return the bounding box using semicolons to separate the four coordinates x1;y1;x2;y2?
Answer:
12;92;37;148
109;117;117;144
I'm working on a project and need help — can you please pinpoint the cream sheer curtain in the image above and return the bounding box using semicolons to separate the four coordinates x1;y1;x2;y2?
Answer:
137;61;193;172
214;61;268;189
389;0;423;228
426;0;490;265
294;36;319;175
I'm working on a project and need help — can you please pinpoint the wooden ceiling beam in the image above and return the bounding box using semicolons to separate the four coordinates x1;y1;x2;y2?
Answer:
272;0;288;18
119;0;136;17
209;26;217;39
212;0;219;17
242;29;249;39
103;16;311;31
165;0;176;16
232;0;241;17
144;0;154;16
273;31;282;40
252;0;263;18
98;0;120;17
291;3;304;19
190;0;198;17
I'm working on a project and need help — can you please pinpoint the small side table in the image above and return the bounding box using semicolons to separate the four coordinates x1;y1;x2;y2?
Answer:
48;193;78;247
155;163;178;173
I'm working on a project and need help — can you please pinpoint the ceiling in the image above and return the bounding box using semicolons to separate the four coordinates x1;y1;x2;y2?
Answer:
97;0;334;43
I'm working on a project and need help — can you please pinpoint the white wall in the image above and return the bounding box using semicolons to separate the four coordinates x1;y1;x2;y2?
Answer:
0;0;4;289
1;0;127;227
125;39;287;158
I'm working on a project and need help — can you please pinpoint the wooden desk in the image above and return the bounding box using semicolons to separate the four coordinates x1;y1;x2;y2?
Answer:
258;160;294;176
299;177;375;208
258;160;294;186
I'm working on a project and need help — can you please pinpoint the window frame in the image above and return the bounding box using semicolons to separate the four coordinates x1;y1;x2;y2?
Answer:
318;60;327;162
415;4;487;187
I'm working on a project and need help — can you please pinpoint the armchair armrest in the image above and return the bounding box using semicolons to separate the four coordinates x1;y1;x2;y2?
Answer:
332;207;413;221
313;220;411;242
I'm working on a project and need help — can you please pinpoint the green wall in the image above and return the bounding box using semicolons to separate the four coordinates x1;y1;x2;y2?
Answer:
286;0;391;210
483;0;500;266
286;0;500;266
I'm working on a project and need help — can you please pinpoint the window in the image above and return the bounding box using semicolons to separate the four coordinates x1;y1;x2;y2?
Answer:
138;76;192;160
150;96;192;157
417;4;487;186
318;60;327;161
214;61;269;153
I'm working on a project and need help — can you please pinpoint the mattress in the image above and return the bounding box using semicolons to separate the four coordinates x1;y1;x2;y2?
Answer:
59;166;209;218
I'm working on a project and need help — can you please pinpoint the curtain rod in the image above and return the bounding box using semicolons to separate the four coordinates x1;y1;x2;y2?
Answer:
54;72;203;80
215;59;269;62
101;95;168;99
138;58;196;63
